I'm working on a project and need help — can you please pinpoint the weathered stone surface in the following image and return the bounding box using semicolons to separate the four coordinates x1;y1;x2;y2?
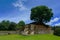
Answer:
23;24;52;35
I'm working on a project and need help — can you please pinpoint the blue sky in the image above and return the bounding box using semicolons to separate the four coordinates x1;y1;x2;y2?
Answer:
0;0;60;26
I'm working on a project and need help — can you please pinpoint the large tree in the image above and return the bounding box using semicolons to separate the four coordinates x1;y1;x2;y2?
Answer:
30;5;53;24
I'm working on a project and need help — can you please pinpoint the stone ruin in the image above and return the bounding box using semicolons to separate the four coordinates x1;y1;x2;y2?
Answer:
22;23;52;35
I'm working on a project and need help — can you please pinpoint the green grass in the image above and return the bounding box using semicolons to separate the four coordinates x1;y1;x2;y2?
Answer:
0;34;60;40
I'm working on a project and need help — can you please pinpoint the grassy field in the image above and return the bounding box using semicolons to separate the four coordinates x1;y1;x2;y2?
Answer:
0;34;60;40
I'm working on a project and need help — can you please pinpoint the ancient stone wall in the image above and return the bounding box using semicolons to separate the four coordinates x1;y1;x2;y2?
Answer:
23;24;53;35
0;31;19;35
34;25;52;34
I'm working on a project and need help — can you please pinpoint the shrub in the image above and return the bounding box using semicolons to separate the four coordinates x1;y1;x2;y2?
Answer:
54;27;60;36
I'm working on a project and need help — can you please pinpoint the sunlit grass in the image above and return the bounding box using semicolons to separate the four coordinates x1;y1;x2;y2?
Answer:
0;34;60;40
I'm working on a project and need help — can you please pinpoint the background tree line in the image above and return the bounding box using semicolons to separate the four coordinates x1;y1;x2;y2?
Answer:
0;20;25;31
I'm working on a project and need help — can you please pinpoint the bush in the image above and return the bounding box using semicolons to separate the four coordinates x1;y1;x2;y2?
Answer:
54;28;60;36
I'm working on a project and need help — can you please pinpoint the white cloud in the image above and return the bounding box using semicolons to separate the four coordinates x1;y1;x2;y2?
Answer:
55;23;60;26
13;0;28;11
12;0;31;23
46;17;60;25
0;15;30;23
50;17;60;22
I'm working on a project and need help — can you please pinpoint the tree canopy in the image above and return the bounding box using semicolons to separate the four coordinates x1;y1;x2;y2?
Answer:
8;22;17;30
17;21;25;31
30;5;53;24
0;20;25;31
